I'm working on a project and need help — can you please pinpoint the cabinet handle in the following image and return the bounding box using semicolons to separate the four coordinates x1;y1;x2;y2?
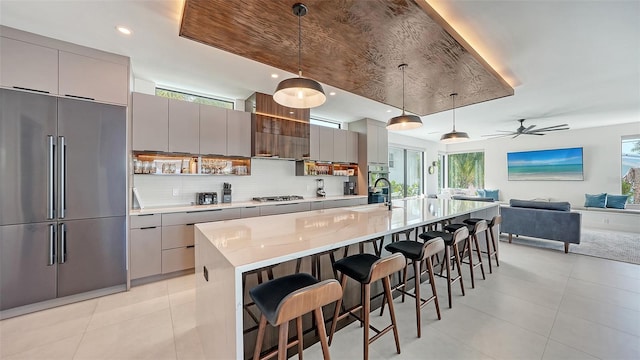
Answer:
275;203;298;206
187;209;221;213
186;223;195;226
244;206;257;209
138;214;156;217
64;94;95;101
13;86;50;94
186;245;195;249
48;224;56;266
140;226;157;230
58;223;67;264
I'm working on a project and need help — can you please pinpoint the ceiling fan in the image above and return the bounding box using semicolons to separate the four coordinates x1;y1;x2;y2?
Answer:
482;119;569;138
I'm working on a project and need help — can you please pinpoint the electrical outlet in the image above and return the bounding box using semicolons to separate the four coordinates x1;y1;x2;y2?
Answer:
172;188;180;196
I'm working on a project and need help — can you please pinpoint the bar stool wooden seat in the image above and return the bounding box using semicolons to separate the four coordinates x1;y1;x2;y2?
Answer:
250;273;342;360
383;237;444;337
464;215;501;273
459;220;487;288
418;227;467;308
328;253;406;360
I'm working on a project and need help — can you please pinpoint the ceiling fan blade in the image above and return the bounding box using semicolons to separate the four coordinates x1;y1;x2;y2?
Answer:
533;124;569;131
512;133;522;139
524;133;545;136
523;125;536;132
530;127;570;133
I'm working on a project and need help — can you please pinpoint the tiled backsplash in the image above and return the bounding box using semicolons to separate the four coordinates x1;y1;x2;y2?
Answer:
133;158;352;207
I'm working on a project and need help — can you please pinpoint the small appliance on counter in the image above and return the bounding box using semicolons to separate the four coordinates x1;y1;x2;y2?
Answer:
316;179;326;197
222;183;232;203
197;192;218;205
344;181;356;195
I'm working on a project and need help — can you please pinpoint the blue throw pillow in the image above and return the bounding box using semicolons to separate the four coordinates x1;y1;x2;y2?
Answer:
484;189;499;201
476;189;486;197
584;193;606;208
606;194;629;209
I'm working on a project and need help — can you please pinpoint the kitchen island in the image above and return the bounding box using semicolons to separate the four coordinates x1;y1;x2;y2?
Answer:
195;197;499;359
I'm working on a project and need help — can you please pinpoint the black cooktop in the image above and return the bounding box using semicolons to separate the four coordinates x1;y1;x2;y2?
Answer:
252;195;304;202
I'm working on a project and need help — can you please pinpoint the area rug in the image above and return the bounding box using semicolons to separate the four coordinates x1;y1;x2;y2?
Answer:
499;228;640;265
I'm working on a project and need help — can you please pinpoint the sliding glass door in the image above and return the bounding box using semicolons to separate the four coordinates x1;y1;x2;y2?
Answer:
389;147;424;199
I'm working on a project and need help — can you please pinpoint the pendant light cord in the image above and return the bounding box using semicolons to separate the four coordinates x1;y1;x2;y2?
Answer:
298;11;302;77
451;93;457;131
401;66;406;115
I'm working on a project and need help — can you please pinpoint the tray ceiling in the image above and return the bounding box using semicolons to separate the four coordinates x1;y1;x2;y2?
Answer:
180;0;513;116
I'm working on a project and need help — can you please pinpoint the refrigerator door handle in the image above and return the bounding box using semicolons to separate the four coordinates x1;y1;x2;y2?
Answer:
58;223;67;264
59;136;67;219
48;224;56;266
47;135;55;220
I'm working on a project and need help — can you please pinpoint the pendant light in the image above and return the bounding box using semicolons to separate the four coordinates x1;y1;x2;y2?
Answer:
273;3;326;109
440;93;469;143
386;64;423;130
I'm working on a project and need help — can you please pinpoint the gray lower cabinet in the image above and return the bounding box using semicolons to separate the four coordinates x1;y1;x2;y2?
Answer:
240;206;260;218
310;201;324;210
130;214;162;280
162;247;195;274
323;198;367;209
260;203;311;216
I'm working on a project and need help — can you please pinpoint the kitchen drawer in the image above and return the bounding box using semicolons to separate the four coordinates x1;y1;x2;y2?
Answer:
130;214;161;229
310;201;324;210
162;224;194;249
259;203;311;216
162;208;241;226
323;199;353;209
162;247;194;274
130;227;161;279
240;206;260;218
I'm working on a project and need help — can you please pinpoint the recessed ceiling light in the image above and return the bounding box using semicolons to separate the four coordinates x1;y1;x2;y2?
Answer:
271;74;279;78
386;109;392;113
289;111;295;114
329;91;336;96
116;26;132;35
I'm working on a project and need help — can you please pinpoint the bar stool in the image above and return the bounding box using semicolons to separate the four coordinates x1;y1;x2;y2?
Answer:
328;253;406;360
464;215;501;273
443;221;487;288
383;237;444;337
418;226;467;308
250;273;342;360
243;265;276;331
343;236;385;257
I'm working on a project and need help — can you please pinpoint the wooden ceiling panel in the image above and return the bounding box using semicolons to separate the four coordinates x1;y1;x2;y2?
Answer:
180;0;513;116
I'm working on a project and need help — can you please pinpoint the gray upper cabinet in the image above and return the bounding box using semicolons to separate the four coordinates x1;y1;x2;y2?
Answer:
346;130;358;163
333;129;347;163
132;92;169;152
199;104;227;155
227;109;251;157
58;51;128;105
309;125;320;160
319;126;334;161
365;123;388;164
168;99;199;154
0;37;58;94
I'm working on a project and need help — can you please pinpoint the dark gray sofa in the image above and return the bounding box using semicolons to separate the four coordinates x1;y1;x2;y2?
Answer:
501;199;581;253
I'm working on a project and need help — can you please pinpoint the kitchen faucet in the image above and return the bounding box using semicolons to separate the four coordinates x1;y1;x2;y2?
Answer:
373;177;393;210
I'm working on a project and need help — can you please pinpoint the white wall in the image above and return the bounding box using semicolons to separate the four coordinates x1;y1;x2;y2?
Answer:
133;158;350;207
444;122;639;207
388;132;443;195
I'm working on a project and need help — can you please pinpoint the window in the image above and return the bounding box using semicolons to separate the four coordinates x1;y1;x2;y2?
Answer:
310;118;341;129
389;147;424;199
622;136;640;205
156;88;234;109
447;151;485;189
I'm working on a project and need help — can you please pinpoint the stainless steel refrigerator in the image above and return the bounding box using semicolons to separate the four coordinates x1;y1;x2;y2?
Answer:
0;89;126;313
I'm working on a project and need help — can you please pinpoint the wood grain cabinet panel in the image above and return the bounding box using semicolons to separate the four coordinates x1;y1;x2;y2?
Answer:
168;99;200;154
199;104;227;155
58;51;128;105
227;109;251;157
132;92;169;152
0;37;58;94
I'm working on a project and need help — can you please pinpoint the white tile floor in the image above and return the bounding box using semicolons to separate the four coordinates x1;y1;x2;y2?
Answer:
1;238;639;360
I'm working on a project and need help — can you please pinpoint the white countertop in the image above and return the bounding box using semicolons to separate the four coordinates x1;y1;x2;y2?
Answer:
195;197;498;272
130;194;368;215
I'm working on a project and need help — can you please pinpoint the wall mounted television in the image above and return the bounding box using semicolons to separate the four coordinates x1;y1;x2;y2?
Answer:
507;147;584;181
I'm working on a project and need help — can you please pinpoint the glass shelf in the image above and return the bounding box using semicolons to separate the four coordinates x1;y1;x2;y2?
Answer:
132;152;251;176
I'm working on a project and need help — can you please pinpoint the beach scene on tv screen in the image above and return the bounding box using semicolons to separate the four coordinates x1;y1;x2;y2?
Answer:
507;147;584;181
